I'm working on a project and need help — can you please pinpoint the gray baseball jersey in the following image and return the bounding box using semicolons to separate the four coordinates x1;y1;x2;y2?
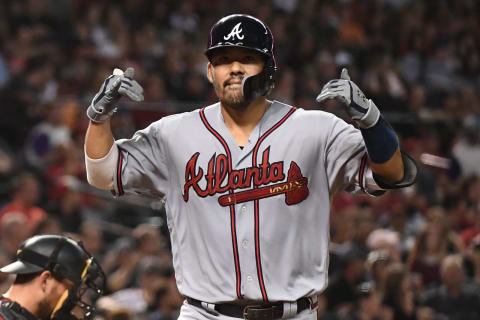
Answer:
113;101;382;303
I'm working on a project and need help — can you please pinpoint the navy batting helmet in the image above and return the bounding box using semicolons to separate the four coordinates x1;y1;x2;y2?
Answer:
205;14;277;100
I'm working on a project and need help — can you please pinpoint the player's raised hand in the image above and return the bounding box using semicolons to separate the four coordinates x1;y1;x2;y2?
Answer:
87;67;144;123
316;68;380;129
118;68;145;102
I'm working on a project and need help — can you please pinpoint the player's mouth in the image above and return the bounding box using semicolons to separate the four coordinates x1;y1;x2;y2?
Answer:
225;83;242;90
224;77;243;88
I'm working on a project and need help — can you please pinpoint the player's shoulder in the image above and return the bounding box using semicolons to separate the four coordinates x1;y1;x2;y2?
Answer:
149;103;217;129
273;101;341;125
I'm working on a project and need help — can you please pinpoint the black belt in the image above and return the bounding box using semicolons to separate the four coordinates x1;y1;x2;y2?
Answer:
186;297;313;319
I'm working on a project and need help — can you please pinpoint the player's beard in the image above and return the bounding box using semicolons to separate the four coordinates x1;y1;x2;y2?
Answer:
213;75;250;110
38;298;54;320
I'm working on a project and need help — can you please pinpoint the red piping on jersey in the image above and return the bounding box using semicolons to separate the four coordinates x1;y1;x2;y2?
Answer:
252;106;296;302
308;296;318;309
200;108;243;300
117;150;125;196
358;153;368;192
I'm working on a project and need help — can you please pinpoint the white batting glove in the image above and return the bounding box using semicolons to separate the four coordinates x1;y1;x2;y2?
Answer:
87;67;144;123
316;68;380;129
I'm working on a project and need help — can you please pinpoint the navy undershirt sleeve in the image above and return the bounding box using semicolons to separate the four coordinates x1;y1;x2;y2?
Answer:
360;116;399;164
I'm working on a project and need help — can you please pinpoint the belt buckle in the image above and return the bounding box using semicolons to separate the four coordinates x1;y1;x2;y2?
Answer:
243;305;260;320
243;305;276;320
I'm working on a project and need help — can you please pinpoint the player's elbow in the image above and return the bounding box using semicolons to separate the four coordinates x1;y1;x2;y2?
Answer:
86;170;114;190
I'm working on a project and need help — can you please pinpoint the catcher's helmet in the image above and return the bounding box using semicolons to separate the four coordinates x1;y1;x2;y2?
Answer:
0;235;105;320
205;14;276;100
1;235;96;285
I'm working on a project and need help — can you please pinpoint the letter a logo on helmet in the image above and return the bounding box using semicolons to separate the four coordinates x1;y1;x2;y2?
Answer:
224;22;244;41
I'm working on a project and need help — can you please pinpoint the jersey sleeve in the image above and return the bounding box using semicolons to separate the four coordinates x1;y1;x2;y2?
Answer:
324;115;385;196
113;121;169;197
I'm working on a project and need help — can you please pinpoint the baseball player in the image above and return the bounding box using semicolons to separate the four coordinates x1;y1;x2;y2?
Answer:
0;235;106;320
84;14;416;320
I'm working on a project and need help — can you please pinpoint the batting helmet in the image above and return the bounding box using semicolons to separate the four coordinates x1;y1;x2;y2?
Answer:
0;235;105;320
205;14;277;100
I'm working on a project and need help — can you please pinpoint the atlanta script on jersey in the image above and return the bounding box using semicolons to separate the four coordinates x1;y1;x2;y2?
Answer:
113;101;382;303
182;148;309;206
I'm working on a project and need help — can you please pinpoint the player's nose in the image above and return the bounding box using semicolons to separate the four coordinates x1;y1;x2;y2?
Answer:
229;60;245;74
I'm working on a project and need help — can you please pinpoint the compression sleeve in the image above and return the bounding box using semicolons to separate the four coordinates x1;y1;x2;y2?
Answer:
85;143;118;190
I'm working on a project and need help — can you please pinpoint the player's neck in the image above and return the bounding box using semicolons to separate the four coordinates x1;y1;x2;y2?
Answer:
221;98;271;146
3;286;40;317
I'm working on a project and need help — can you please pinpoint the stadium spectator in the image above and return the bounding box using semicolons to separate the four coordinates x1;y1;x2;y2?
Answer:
382;263;416;320
419;254;480;320
407;206;463;288
0;172;46;232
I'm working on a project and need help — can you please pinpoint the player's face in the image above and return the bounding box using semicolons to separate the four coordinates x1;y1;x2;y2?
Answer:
38;273;75;320
207;47;265;109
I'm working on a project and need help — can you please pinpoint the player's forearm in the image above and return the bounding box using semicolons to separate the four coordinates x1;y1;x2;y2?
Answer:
359;115;409;184
369;148;404;183
85;121;115;159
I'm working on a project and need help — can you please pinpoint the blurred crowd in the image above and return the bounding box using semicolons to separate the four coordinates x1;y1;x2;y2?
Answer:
0;0;480;319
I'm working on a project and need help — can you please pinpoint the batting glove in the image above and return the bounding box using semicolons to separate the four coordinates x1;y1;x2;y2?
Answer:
316;68;380;129
87;67;144;123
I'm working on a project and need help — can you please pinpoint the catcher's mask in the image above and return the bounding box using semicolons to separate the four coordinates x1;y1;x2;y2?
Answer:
205;14;276;101
0;235;106;320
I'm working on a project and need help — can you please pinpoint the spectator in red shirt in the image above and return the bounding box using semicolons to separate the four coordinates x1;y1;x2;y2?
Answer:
0;173;46;233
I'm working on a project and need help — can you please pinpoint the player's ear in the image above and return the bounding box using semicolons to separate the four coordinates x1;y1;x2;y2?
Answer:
207;62;214;84
39;270;52;293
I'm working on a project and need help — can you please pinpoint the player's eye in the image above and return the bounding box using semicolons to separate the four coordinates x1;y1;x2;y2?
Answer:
241;55;256;63
212;55;229;66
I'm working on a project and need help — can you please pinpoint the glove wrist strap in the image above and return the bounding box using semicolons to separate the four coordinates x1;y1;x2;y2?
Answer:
87;105;116;123
355;99;380;129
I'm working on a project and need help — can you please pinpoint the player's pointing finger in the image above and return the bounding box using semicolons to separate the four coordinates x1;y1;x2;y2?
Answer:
340;68;350;80
124;67;135;79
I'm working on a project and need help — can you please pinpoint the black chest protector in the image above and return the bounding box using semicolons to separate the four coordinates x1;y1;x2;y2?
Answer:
0;298;37;320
